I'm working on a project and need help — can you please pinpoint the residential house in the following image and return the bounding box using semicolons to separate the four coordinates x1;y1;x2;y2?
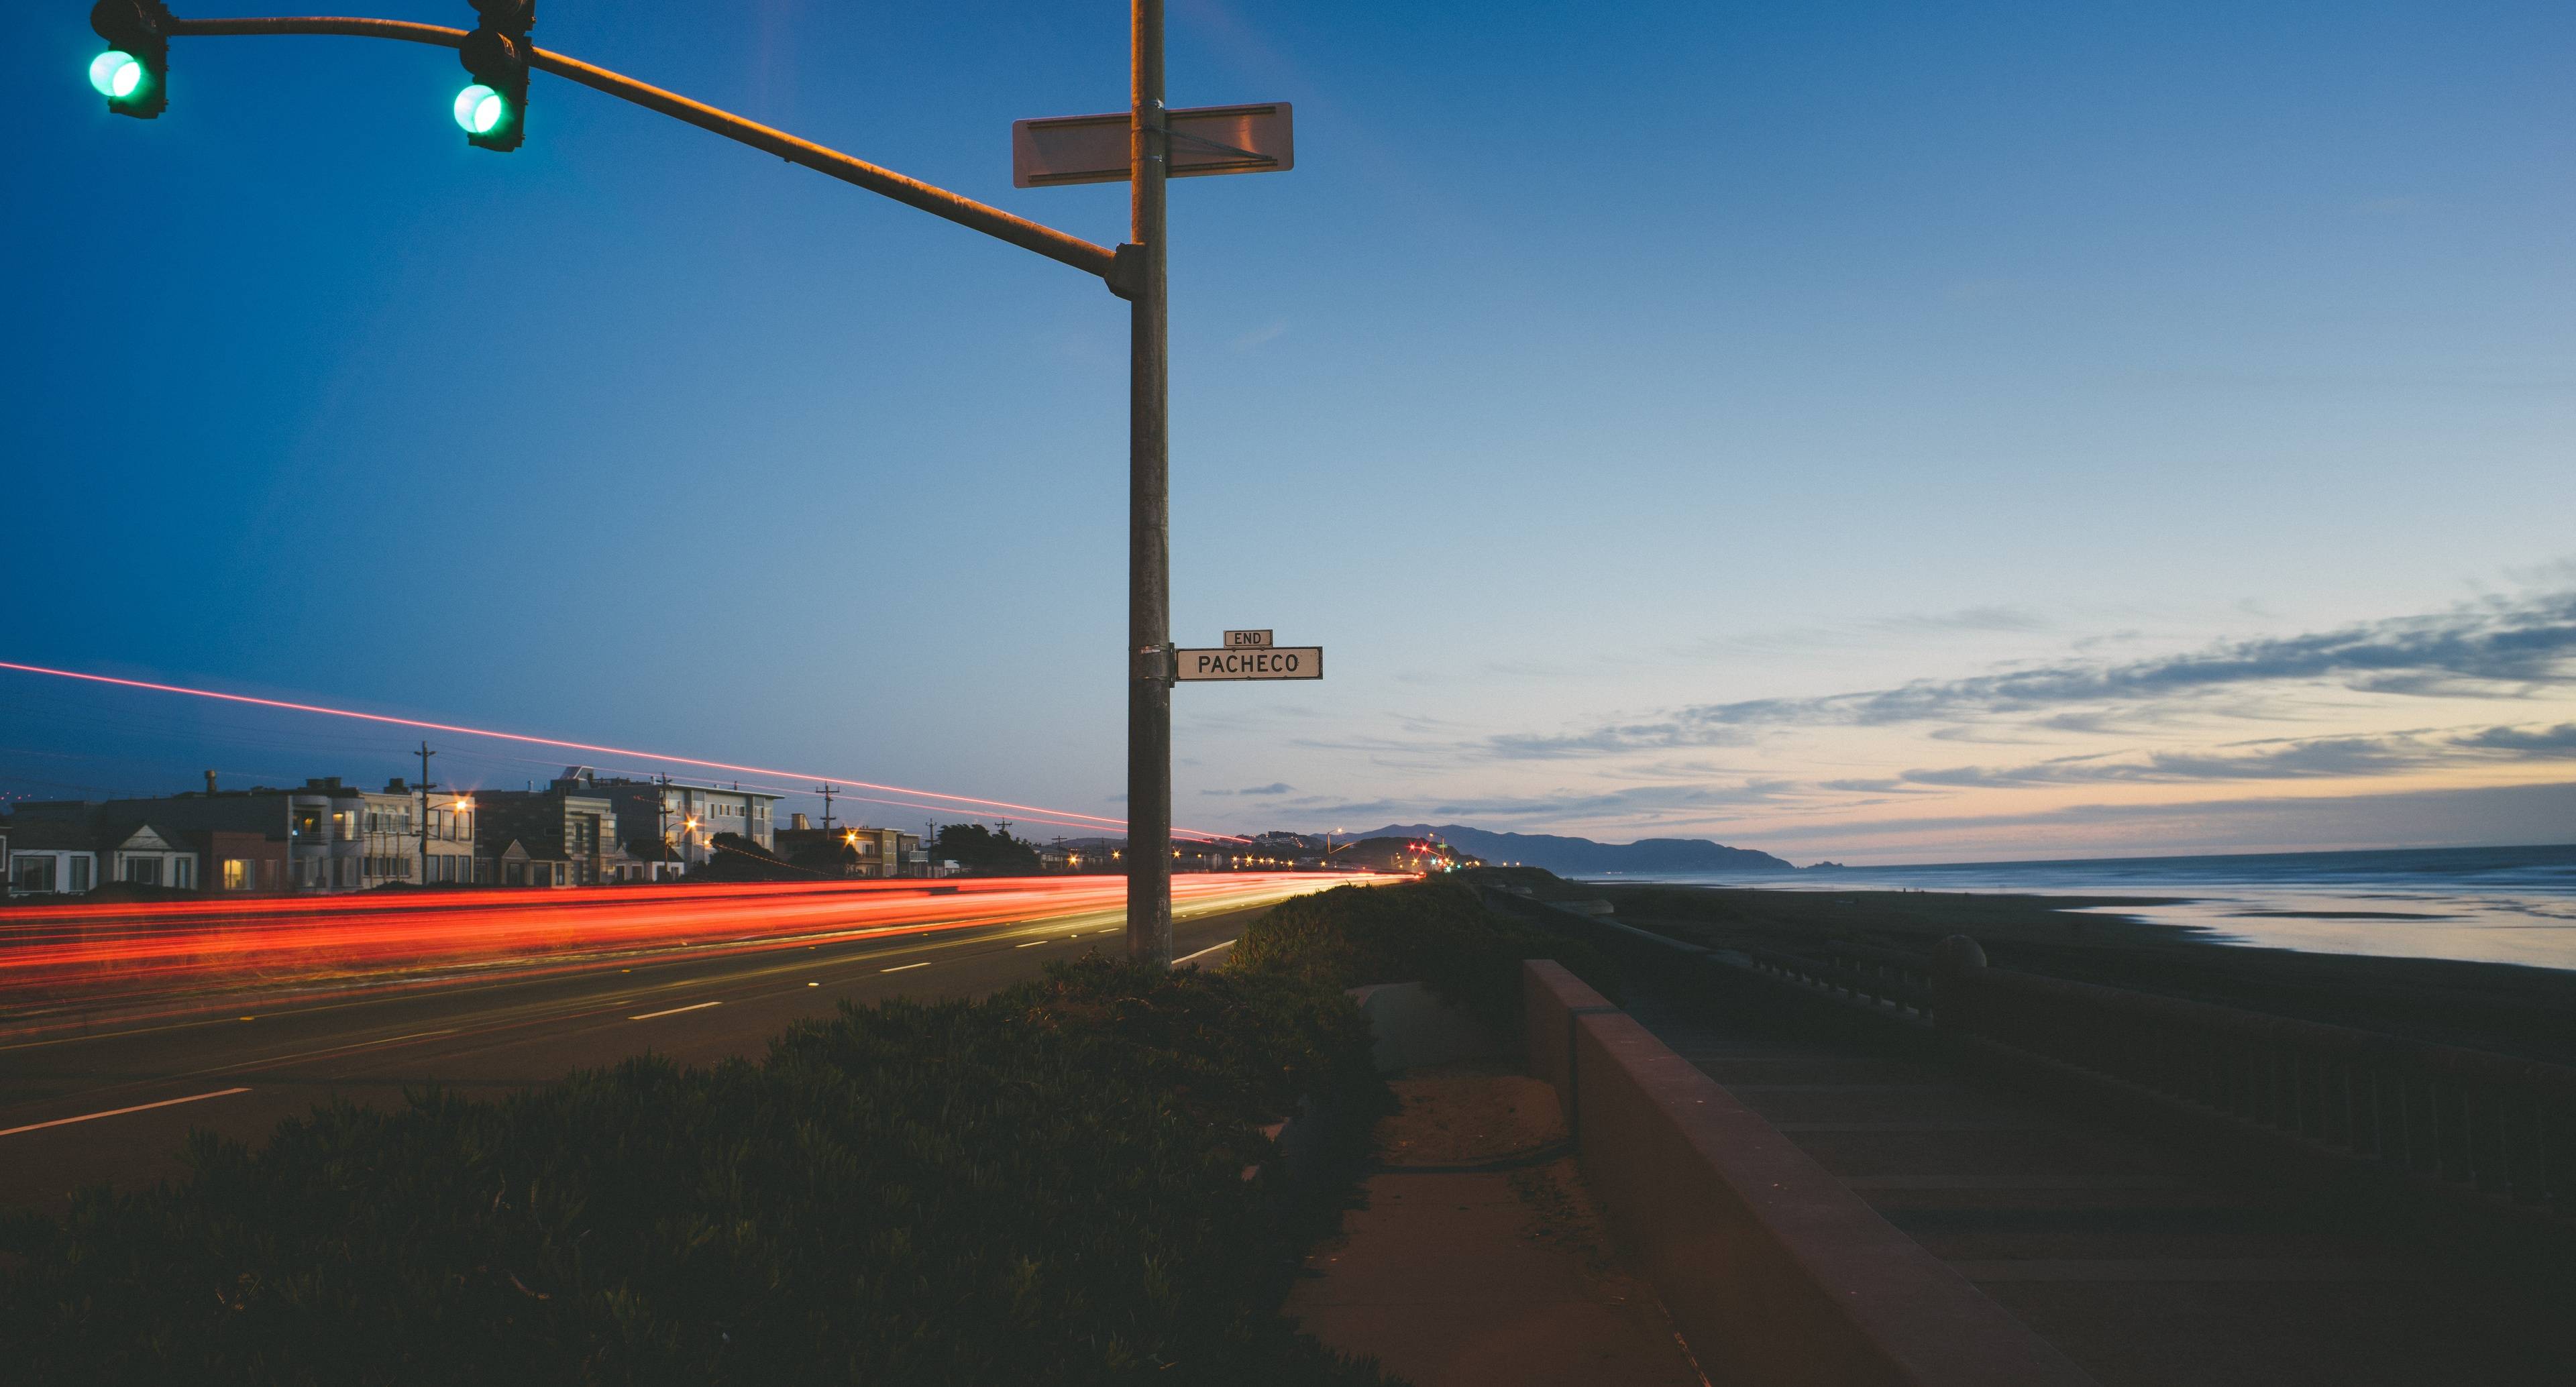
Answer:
545;768;780;873
775;817;922;878
7;816;98;895
8;773;473;895
474;773;649;886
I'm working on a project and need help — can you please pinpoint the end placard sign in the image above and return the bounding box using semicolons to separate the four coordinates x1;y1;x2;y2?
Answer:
1175;645;1321;681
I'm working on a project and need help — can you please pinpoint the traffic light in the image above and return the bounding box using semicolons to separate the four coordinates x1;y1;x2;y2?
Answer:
455;0;533;151
89;0;171;119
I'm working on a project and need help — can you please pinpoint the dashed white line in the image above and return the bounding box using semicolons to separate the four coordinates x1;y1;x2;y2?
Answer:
1;1087;252;1139
629;1001;723;1021
1015;940;1046;948
881;961;932;973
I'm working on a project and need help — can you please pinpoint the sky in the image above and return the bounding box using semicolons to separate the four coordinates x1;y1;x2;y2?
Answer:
4;1;2572;864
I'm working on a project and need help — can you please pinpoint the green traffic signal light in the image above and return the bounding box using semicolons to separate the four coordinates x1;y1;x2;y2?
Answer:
453;83;506;135
89;50;145;100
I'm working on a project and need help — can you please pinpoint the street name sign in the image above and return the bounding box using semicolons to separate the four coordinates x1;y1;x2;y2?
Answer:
1013;103;1295;188
1174;647;1322;681
1224;629;1273;648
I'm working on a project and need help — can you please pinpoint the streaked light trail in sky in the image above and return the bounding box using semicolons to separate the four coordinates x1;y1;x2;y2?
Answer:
0;660;1248;842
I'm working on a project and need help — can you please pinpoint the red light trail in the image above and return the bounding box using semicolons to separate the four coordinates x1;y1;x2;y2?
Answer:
0;659;1249;842
0;873;1359;1038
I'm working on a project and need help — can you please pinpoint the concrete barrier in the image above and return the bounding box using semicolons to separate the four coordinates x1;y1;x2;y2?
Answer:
1523;962;2094;1386
1523;960;1617;1106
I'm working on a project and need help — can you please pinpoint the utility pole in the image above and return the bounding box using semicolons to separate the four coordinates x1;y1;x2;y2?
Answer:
84;1;1287;965
1126;0;1173;967
813;781;839;832
655;772;674;879
414;740;437;888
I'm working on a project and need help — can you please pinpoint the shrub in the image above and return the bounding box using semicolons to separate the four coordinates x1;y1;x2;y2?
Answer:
0;956;1393;1386
1225;880;1619;1035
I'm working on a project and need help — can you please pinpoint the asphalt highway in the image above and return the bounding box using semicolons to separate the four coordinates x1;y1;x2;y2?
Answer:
0;881;1307;1211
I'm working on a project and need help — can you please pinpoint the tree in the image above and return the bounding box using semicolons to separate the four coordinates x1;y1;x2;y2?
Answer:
931;822;1041;876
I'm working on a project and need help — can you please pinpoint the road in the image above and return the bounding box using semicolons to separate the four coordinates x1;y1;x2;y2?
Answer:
0;874;1338;1211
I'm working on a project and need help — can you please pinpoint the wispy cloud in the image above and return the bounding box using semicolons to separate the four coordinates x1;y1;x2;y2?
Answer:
1516;588;2576;755
1203;781;1294;797
1230;321;1290;351
1885;721;2576;789
1868;605;2051;634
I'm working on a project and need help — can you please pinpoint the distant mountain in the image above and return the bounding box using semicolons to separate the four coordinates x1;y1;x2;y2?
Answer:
1349;824;1793;876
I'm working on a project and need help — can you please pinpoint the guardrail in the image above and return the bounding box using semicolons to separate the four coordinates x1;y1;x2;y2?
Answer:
1937;943;2576;1222
1497;889;2576;1228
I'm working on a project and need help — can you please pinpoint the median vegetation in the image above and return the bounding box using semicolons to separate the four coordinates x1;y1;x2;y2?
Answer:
1227;879;1619;1034
0;880;1601;1384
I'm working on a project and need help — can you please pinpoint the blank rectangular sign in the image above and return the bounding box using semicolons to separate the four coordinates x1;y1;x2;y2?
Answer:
1173;647;1322;681
1014;103;1294;188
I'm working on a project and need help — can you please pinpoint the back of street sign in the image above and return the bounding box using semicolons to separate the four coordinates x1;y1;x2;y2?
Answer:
1013;103;1295;188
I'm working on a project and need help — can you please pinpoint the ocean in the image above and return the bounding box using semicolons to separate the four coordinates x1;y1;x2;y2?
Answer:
1591;843;2576;972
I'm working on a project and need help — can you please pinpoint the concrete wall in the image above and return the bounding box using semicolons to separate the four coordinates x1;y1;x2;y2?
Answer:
1523;962;2093;1387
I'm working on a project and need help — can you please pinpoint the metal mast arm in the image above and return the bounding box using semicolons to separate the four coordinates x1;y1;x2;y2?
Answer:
164;14;1123;284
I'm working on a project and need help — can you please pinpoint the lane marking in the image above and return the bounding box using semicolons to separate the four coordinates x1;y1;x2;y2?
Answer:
1015;940;1046;948
202;1028;463;1076
628;1001;723;1021
1175;938;1238;964
1;1087;253;1139
881;961;932;973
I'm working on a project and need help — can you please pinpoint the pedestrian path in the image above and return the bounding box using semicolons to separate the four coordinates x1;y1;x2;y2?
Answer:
1622;984;2576;1386
1285;1062;1705;1387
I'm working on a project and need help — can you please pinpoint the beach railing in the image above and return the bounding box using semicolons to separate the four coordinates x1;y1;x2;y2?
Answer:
1502;887;2576;1225
1935;940;2576;1221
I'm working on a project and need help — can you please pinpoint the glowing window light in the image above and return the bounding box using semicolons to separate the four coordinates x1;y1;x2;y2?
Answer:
90;50;144;99
454;84;505;135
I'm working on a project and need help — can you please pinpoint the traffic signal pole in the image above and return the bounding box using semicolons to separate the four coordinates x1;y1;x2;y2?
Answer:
117;9;1179;960
1126;0;1173;966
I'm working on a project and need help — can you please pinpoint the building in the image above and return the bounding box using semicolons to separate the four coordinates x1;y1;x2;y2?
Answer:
539;768;780;873
6;773;475;895
474;772;655;886
775;814;923;878
7;816;99;895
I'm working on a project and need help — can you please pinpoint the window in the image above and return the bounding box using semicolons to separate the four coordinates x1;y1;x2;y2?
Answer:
333;811;354;840
223;858;251;891
15;856;57;893
173;858;195;889
294;808;322;838
68;856;93;892
504;861;526;886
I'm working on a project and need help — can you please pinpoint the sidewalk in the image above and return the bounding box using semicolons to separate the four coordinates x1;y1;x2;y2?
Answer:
1285;1062;1705;1387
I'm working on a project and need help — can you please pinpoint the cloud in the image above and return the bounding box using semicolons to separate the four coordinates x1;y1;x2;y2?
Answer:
1513;588;2576;755
1868;605;2049;634
1203;781;1294;797
1750;780;2576;856
1888;721;2576;789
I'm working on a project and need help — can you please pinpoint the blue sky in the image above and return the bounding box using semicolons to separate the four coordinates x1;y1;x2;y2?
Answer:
5;1;2571;861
